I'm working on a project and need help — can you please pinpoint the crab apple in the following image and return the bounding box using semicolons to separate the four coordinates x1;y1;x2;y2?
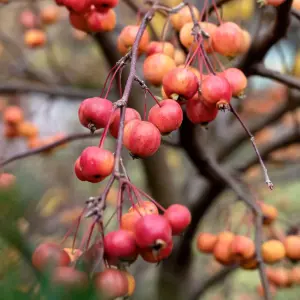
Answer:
64;0;91;13
86;9;116;32
170;5;199;31
257;201;278;225
213;231;235;265
177;64;201;79
267;267;291;287
174;49;186;66
290;267;300;284
128;200;159;215
32;243;71;271
239;30;252;54
104;230;138;265
55;0;65;5
117;25;150;55
40;6;59;25
262;240;286;264
196;233;218;253
109;108;141;139
148;100;183;134
24;29;46;48
91;0;118;12
69;11;88;32
186;95;218;125
124;271;135;296
162;67;199;100
134;214;172;249
211;22;244;57
140;241;173;263
180;22;217;53
20;10;37;28
201;75;232;108
79;147;114;182
221;68;247;97
143;53;176;86
123;120;161;158
0;173;16;190
164;204;191;235
265;0;286;6
257;283;277;298
94;268;128;299
146;41;175;58
230;235;255;261
3;106;24;125
17;122;38;138
78;97;113;131
52;267;89;290
284;235;300;260
74;158;86;181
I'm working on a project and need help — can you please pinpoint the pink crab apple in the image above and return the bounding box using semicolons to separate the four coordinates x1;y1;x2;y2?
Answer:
164;204;191;235
86;8;116;32
91;0;119;12
146;41;175;58
55;0;65;6
109;108;141;139
79;147;114;183
148;99;183;134
64;0;91;13
221;68;247;97
20;10;38;29
162;67;199;100
69;11;89;32
123;120;161;158
78;97;113;131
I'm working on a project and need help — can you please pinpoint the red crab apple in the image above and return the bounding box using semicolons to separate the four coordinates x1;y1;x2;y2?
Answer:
143;53;176;86
186;95;218;125
221;68;247;97
146;41;175;58
32;243;71;271
148;99;183;134
109;108;141;139
78;97;113;131
139;241;173;263
64;0;91;13
69;11;88;32
74;157;86;181
55;0;65;6
164;204;191;235
162;67;199;100
91;0;118;12
123;120;161;158
86;8;116;32
79;147;114;183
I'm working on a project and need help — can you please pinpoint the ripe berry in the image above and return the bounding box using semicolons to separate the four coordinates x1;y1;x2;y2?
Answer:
3;106;24;125
213;231;235;265
230;235;255;261
64;0;91;13
221;68;247;97
123;120;161;158
32;243;71;271
109;108;141;139
0;173;16;190
148;99;183;134
94;268;129;299
257;201;278;225
79;147;114;182
40;6;59;25
139;241;173;263
170;6;199;31
117;25;150;55
91;0;119;12
134;215;172;249
20;10;37;28
186;95;218;125
164;204;191;235
146;41;175;58
162;67;199;100
173;49;186;66
69;11;88;32
284;235;300;260
266;267;290;287
86;9;116;32
78;97;113;131
17;122;38;138
24;29;46;48
201;75;232;108
143;53;176;86
128;200;159;215
74;158;86;181
211;22;244;57
196;233;218;253
262;240;286;264
104;230;138;265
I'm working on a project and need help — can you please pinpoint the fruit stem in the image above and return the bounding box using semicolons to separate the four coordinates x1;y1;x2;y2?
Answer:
98;106;117;148
100;64;118;98
117;181;127;228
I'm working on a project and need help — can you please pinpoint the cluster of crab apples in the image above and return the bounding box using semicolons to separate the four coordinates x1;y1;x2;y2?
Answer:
55;0;118;33
31;200;191;298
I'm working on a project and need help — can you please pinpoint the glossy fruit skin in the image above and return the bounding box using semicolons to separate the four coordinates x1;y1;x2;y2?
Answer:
174;49;186;65
211;22;244;57
91;0;118;12
104;230;138;264
74;158;86;181
79;147;114;182
86;9;116;32
196;233;218;253
171;5;199;31
64;0;91;13
146;41;175;58
213;231;235;265
69;11;88;32
221;68;247;97
32;243;71;271
148;100;183;134
94;268;129;299
230;235;255;261
262;240;286;264
164;204;191;235
162;67;199;100
78;97;113;130
140;241;173;263
128;201;159;215
186;95;218;124
284;235;300;260
109;108;141;139
123;120;161;158
134;215;172;249
143;53;176;86
201;75;232;106
3;106;24;125
117;25;150;55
